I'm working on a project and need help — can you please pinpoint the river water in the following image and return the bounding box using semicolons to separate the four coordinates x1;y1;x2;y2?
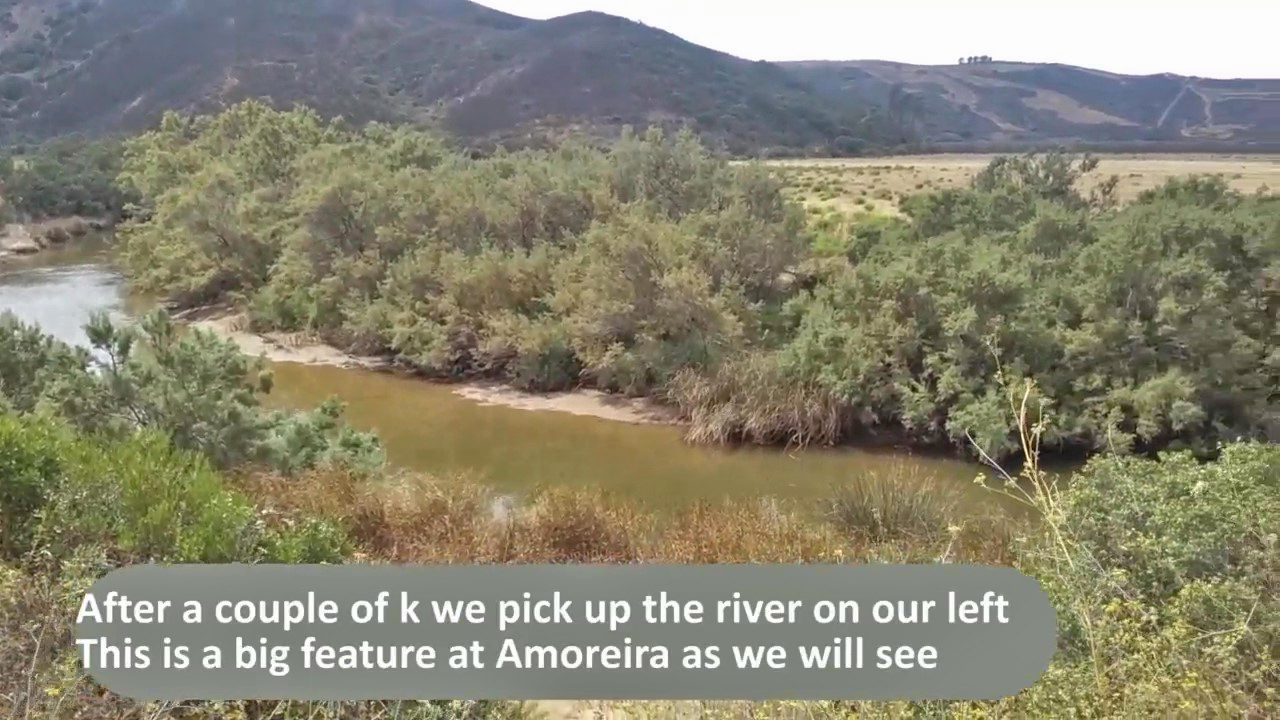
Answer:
0;242;996;509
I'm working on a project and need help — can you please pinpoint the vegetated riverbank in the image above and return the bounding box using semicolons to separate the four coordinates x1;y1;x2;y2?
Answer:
0;134;131;261
183;306;677;426
0;256;993;507
1;305;1276;717
115;102;1279;466
180;306;389;370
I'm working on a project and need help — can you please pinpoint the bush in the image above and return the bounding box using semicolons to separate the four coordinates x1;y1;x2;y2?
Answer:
260;516;350;564
120;107;1280;460
670;352;843;447
36;429;260;563
0;410;363;568
985;383;1280;716
0;311;92;414
0;311;383;476
1065;444;1279;599
0;415;63;559
1046;446;1280;715
508;487;648;563
824;466;962;544
119;106;801;398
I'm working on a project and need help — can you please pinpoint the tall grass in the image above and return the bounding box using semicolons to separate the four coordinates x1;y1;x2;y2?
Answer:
234;467;1007;567
669;353;844;448
824;464;962;544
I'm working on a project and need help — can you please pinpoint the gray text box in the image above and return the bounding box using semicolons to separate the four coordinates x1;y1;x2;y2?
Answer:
77;564;1055;700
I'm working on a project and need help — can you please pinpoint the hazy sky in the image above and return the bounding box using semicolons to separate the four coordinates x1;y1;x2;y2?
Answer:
475;1;1278;78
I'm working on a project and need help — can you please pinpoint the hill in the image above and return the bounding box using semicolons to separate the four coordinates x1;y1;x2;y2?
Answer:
784;60;1280;150
1;1;1278;153
0;0;875;155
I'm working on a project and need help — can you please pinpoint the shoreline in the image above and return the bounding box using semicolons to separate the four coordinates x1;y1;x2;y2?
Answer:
0;217;113;263
182;307;390;370
455;382;676;426
183;307;679;426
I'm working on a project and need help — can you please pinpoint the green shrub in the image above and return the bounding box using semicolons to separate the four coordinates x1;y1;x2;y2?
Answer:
1066;444;1279;599
499;319;582;391
36;429;260;564
0;415;63;558
0;311;383;476
0;410;360;567
261;516;350;564
0;311;92;414
1010;434;1280;715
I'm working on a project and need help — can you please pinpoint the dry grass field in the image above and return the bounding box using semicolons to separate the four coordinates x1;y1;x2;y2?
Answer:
769;154;1280;215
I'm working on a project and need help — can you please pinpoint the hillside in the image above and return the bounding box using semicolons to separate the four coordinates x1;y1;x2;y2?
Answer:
785;60;1280;149
0;0;874;154
1;1;1278;153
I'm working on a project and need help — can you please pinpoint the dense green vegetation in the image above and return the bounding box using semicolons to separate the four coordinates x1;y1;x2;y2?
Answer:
3;101;1276;717
0;137;135;221
0;311;530;719
0;310;382;474
118;103;1279;462
0;310;1275;717
704;157;1279;459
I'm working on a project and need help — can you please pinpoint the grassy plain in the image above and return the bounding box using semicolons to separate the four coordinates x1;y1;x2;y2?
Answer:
770;153;1280;214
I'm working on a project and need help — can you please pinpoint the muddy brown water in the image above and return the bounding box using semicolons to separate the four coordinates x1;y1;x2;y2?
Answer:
0;242;1005;511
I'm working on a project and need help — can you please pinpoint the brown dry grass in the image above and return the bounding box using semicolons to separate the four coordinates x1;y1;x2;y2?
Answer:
771;153;1280;216
234;468;1015;567
668;356;844;448
3;467;1014;720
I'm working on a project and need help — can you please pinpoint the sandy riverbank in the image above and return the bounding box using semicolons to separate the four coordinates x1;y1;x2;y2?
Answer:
185;308;678;426
184;308;389;370
455;382;676;425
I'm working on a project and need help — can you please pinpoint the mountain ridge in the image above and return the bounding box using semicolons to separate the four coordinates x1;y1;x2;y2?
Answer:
785;59;1280;149
1;0;1277;153
0;0;878;154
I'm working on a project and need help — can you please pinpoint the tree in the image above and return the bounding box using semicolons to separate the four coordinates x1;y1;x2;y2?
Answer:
0;137;136;220
0;310;383;475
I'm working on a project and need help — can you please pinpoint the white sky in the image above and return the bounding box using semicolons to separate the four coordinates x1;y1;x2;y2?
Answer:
474;1;1279;78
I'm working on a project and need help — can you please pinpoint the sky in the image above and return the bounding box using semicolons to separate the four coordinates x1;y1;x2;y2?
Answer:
474;1;1279;78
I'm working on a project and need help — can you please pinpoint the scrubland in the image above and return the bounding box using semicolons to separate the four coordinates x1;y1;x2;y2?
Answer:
1;103;1278;718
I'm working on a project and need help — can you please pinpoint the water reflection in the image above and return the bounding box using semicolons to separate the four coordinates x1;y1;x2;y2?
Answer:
0;240;127;349
266;362;996;508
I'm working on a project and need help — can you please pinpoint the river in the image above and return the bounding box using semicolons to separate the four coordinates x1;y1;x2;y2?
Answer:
0;241;999;510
